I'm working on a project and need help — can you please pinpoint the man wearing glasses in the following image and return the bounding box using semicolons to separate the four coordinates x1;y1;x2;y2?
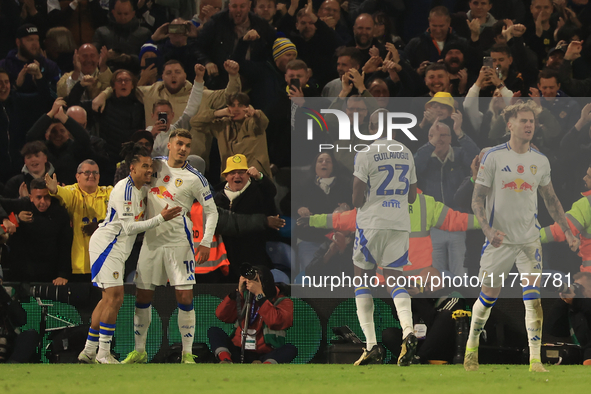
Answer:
45;160;113;282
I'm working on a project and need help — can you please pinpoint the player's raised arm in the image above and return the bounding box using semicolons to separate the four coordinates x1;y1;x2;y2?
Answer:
352;176;367;208
538;183;580;252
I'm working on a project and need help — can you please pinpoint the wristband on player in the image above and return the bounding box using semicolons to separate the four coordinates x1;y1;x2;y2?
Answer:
470;176;475;183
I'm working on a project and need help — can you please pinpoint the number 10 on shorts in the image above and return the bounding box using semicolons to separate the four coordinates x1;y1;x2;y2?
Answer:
183;260;195;274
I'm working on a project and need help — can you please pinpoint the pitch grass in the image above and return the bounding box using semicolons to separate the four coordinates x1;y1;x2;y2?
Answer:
0;364;588;394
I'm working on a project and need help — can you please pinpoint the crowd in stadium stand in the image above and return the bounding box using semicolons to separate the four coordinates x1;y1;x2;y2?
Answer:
1;0;591;361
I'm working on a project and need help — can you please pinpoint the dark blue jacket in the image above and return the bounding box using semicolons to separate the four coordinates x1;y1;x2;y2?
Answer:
0;50;60;95
414;134;480;210
403;30;468;69
195;10;276;89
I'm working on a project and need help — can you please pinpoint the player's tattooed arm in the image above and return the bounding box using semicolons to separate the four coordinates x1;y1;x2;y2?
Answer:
472;183;505;247
539;183;569;231
471;183;491;234
539;183;580;252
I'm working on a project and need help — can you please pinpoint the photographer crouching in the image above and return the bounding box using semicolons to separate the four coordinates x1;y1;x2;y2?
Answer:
546;272;591;365
207;264;297;364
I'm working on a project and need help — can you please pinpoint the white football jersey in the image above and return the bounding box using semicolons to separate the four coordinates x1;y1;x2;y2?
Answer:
476;142;551;244
143;157;218;248
353;140;417;231
90;176;149;258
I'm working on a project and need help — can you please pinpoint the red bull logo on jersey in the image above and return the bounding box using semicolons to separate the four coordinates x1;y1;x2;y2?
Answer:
501;179;534;192
150;186;175;200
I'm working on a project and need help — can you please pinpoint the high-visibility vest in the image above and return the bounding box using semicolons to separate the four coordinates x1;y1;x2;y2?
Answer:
308;192;480;272
541;189;591;272
190;202;230;275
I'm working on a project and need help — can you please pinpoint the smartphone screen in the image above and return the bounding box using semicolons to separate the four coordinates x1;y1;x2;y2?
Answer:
158;112;168;124
144;57;158;68
290;78;301;90
168;24;187;34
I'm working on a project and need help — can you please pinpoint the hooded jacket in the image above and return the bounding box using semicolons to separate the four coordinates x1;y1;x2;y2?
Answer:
0;50;61;94
92;14;152;56
0;195;72;282
26;114;96;185
3;162;56;198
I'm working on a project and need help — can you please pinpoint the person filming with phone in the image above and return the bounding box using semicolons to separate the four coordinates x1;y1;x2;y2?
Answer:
148;18;202;82
207;263;297;364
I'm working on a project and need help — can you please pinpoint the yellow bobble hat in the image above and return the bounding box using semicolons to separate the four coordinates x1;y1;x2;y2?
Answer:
425;92;455;111
273;37;298;61
222;154;249;175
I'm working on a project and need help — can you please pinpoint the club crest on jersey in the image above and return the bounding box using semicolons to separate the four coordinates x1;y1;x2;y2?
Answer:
175;178;183;187
517;164;524;174
113;272;119;279
163;175;171;183
382;199;401;208
530;165;537;175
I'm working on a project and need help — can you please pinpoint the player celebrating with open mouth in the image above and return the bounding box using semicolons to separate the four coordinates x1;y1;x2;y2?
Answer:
466;102;579;373
122;129;218;364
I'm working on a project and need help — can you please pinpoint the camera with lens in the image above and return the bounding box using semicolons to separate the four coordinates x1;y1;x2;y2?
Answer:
553;281;585;298
18;283;93;308
240;263;258;281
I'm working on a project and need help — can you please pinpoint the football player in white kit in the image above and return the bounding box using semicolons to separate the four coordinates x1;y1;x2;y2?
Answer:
77;144;182;364
122;129;219;364
351;109;418;366
466;102;580;372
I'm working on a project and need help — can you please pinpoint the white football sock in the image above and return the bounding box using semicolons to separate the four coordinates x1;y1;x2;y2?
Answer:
97;322;115;359
83;328;99;355
178;304;195;354
466;292;496;349
355;287;376;349
523;286;543;362
391;286;413;338
134;303;152;353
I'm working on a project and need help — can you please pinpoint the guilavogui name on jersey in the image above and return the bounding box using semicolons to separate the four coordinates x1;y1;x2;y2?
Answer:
373;152;409;161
